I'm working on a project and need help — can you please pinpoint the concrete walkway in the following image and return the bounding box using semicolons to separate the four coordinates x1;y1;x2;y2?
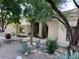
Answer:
0;32;57;59
0;41;21;59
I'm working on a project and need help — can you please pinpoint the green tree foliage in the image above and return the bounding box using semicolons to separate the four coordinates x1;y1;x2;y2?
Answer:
23;0;53;22
23;0;53;44
0;0;23;31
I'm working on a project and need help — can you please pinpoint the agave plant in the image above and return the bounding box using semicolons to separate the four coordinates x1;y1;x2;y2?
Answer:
35;39;41;48
57;50;79;59
19;42;32;55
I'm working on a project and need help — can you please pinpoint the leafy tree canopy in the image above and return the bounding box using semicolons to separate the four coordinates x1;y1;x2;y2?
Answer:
0;0;23;24
23;0;53;23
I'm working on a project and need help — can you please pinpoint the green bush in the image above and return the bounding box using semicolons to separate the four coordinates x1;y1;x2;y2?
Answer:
11;32;15;36
46;38;58;54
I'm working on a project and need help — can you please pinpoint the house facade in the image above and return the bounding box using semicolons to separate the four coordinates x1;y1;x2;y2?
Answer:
5;8;79;46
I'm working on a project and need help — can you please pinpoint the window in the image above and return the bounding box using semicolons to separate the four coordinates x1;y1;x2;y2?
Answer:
19;27;25;33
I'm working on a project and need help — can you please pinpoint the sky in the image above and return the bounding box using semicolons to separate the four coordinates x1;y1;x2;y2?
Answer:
60;0;78;11
20;0;79;12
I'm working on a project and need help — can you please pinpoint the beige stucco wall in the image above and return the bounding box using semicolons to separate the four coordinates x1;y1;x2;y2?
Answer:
46;20;69;47
58;23;68;47
58;20;77;46
4;23;31;36
47;20;58;40
5;23;16;34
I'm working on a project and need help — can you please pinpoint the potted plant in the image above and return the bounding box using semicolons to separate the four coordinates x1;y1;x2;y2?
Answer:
5;33;11;39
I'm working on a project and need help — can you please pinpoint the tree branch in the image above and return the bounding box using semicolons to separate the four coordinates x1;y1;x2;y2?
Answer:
73;0;79;9
4;22;9;29
52;16;67;27
46;0;70;28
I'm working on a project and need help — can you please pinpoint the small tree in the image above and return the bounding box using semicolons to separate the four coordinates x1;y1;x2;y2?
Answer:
46;0;79;53
23;0;52;45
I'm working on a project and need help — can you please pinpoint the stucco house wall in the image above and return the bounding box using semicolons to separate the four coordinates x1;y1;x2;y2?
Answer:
4;8;79;47
4;22;31;36
47;20;58;40
5;23;16;34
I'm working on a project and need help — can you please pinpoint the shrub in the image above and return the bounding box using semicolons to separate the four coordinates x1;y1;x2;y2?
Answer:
11;32;15;36
5;33;11;39
20;42;31;55
46;38;58;54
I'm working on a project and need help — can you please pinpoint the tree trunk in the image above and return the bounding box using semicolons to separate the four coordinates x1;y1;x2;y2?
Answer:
16;23;19;36
30;22;34;45
1;14;4;32
46;0;79;52
66;19;79;53
46;0;70;28
2;20;4;32
73;0;79;9
1;7;5;32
